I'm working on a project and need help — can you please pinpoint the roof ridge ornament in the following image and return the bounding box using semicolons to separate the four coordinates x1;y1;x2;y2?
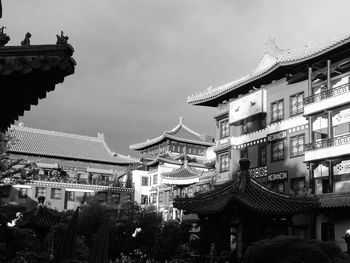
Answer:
0;26;9;46
265;35;285;58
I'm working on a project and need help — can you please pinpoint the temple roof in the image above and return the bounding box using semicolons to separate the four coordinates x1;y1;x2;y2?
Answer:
8;124;139;165
188;32;350;106
1;43;76;130
130;117;214;150
174;173;318;216
162;166;202;179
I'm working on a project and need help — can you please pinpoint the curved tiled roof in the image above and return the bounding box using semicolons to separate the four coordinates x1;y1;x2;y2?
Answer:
162;167;202;179
188;32;350;105
8;125;139;165
130;117;214;150
174;174;318;215
319;192;350;208
1;43;76;129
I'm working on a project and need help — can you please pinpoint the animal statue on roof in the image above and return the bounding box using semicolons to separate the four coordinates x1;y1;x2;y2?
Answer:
21;32;31;46
0;26;10;46
56;30;69;44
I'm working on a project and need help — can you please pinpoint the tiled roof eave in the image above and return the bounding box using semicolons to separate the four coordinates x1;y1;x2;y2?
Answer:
165;134;214;146
188;35;350;106
9;151;134;166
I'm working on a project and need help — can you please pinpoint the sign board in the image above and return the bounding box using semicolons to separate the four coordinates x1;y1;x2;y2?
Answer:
267;130;287;142
229;89;266;124
267;171;288;181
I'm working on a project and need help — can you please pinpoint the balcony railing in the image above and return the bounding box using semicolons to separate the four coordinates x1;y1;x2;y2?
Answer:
305;134;350;151
304;83;350;105
31;174;124;188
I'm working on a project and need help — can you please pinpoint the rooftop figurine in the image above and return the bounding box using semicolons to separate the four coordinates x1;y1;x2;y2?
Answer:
0;26;10;46
21;32;31;46
56;30;69;44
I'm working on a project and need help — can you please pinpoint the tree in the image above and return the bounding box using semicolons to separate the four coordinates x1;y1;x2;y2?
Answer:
0;131;37;183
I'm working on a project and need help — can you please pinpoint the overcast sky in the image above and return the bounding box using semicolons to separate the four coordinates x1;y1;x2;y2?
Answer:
4;0;350;157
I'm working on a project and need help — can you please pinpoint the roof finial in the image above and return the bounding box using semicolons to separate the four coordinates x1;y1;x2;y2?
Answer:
179;116;183;125
265;35;284;57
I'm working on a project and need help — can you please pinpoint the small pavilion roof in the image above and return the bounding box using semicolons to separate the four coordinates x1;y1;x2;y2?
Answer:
8;124;139;165
174;173;318;216
161;166;202;185
0;43;76;130
188;32;350;106
130;117;214;150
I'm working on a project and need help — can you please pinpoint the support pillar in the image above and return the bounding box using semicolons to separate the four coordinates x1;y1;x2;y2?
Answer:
327;60;331;90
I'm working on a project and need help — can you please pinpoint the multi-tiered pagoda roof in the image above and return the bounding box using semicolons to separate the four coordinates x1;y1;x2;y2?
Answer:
130;117;214;151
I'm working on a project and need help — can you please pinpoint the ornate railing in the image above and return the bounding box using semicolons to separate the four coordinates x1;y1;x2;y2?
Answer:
305;134;350;151
249;166;267;179
304;83;350;105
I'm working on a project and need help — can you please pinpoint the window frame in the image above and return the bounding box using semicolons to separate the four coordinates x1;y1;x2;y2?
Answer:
35;187;47;198
141;176;149;186
271;99;284;123
111;192;121;203
18;188;28;199
271;139;285;162
67;191;75;201
219;152;230;172
219;118;230;139
290;92;304;116
51;188;62;200
290;134;305;158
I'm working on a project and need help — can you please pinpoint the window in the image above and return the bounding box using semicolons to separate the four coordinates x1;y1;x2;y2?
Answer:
67;191;75;201
141;176;149;186
258;145;267;166
98;192;108;202
111;192;121;203
219;119;230;138
158;191;163;203
291;177;306;195
290;92;304;116
141;195;148;205
270;181;285;192
153;174;158;185
240;148;248;159
290;134;305;157
242;122;249;135
271;140;285;161
51;188;62;199
35;187;47;198
151;193;157;204
219;153;230;172
18;188;28;199
271;99;284;122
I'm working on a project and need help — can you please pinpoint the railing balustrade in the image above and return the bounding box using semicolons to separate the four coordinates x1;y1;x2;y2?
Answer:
304;83;350;105
305;133;350;151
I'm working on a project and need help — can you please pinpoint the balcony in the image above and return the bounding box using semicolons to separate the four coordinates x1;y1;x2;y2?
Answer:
304;134;350;161
304;83;350;115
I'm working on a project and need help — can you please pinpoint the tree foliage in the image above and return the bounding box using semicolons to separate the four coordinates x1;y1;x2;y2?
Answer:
243;235;350;263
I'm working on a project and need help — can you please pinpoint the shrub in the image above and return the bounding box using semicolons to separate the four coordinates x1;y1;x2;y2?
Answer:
243;235;350;263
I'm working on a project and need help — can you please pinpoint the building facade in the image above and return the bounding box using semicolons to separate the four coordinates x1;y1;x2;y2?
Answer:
1;124;138;211
186;35;350;251
130;117;215;220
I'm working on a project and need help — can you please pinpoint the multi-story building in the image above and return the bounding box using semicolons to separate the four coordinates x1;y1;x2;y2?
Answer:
1;124;138;211
186;35;350;251
130;117;215;220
